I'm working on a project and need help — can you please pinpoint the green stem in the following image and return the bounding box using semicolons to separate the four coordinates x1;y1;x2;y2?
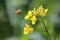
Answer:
42;20;49;36
41;18;51;40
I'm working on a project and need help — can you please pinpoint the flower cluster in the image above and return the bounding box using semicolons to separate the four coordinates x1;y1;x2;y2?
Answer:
25;5;48;25
23;24;33;35
23;5;48;35
37;5;48;17
25;10;37;25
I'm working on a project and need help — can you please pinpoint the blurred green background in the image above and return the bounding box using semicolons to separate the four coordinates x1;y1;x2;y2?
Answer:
0;0;60;40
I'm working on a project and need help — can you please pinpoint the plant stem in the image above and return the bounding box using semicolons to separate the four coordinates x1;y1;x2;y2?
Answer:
42;20;49;36
41;18;51;40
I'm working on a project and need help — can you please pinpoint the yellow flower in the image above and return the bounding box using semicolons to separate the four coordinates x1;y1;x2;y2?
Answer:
44;9;48;14
24;11;33;19
24;5;48;26
24;15;30;19
30;16;37;25
32;8;37;16
23;24;33;35
28;11;33;17
38;5;48;17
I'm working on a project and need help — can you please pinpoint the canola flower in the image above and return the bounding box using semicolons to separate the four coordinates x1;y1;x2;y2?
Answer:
25;11;33;19
38;5;48;17
25;10;37;25
30;16;37;25
24;5;48;35
23;24;33;35
24;5;48;25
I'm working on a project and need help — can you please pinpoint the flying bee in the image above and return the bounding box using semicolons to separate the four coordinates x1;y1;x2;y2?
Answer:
15;9;22;15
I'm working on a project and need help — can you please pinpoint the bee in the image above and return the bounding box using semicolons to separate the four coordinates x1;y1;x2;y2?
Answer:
15;9;22;15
